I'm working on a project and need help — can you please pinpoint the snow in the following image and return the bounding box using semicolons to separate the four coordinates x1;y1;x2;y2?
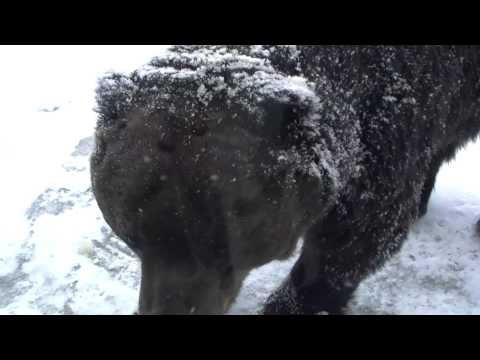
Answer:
1;45;480;314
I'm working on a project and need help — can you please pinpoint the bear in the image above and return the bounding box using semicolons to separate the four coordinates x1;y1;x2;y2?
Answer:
91;45;480;314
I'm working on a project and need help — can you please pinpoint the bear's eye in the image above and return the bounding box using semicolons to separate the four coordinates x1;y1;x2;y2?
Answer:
117;120;127;130
157;141;176;153
233;198;259;217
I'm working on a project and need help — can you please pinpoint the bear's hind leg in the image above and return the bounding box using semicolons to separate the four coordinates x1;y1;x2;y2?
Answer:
419;145;457;218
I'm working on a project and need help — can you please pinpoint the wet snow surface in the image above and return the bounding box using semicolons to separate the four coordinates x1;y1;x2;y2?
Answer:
1;46;479;315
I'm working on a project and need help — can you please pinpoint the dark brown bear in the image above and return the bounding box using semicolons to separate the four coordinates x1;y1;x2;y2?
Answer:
91;46;480;314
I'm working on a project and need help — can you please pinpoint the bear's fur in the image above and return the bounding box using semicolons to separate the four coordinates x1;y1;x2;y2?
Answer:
91;46;480;314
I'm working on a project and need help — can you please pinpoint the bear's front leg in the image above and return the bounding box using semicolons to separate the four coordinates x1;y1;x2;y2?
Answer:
263;243;358;315
263;207;410;315
263;268;355;315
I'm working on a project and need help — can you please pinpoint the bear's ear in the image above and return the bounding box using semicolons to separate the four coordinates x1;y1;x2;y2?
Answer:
260;98;306;148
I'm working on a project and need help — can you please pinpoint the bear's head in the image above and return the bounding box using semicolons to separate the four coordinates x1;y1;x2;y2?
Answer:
91;46;346;314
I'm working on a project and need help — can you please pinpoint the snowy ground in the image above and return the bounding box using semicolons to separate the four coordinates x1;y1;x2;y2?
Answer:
0;45;479;315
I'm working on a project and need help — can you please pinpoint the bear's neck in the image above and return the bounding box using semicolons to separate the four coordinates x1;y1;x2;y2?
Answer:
294;77;364;198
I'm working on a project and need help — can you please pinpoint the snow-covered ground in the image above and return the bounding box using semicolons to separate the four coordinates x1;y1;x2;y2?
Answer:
0;45;479;315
